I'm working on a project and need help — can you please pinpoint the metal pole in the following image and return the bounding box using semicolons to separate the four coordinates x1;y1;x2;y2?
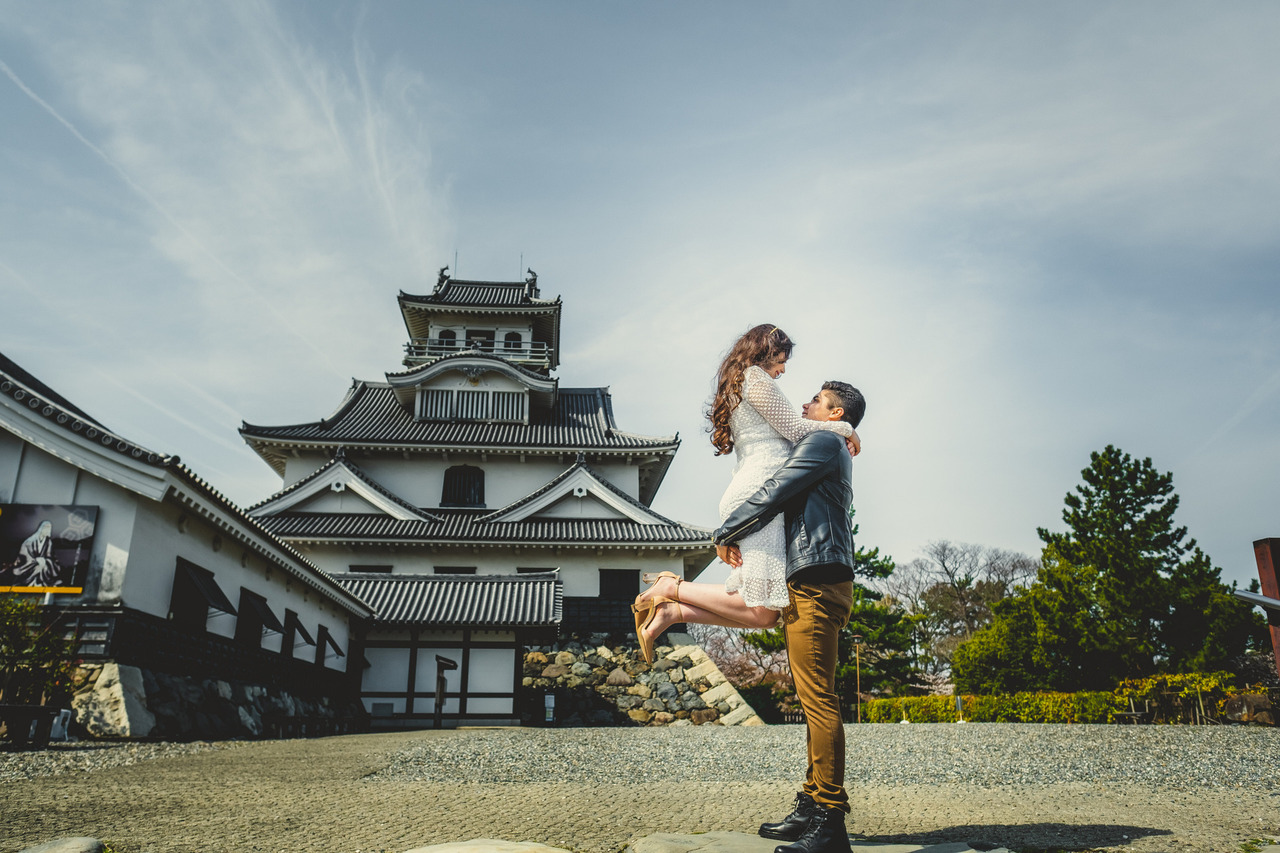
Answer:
853;634;862;724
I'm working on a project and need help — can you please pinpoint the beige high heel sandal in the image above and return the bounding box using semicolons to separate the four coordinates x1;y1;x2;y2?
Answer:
630;596;679;664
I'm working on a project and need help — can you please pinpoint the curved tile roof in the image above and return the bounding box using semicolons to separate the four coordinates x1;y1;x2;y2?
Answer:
399;280;560;309
256;509;712;547
240;383;678;451
332;571;562;627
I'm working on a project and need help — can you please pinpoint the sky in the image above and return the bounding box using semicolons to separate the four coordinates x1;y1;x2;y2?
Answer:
1;1;1278;590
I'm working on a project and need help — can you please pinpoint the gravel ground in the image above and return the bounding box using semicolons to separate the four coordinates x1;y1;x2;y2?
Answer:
0;739;242;782
1;725;1278;853
374;723;1280;790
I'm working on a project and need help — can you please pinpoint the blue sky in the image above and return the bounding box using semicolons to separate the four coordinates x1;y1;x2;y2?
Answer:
2;2;1278;589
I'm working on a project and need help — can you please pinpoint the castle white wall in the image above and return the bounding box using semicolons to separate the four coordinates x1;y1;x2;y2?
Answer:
308;542;689;597
280;453;644;511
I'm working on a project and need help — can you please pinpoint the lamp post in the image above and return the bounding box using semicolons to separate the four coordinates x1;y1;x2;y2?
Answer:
852;634;863;724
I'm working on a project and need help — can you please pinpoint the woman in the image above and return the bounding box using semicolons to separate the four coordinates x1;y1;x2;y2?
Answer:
631;324;858;661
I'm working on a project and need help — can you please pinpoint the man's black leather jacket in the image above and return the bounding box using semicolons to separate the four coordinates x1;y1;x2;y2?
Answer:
712;430;854;578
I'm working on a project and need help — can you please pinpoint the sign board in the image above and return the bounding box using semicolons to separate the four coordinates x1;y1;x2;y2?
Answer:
0;504;98;593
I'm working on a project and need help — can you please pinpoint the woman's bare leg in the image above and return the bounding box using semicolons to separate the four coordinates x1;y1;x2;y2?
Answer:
640;575;780;641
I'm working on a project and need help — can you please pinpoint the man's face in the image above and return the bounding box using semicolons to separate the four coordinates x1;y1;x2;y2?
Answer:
802;389;842;422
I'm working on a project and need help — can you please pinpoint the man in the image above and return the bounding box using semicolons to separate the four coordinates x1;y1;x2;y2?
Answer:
713;380;866;853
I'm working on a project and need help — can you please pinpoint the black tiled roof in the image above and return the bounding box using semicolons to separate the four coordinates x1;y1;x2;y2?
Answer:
332;571;562;627
257;509;712;546
240;384;677;452
399;280;559;309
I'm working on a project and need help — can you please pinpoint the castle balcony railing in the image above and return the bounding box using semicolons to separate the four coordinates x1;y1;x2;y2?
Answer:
404;338;551;369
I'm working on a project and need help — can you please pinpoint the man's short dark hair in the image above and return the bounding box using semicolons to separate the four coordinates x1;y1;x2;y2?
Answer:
822;381;865;429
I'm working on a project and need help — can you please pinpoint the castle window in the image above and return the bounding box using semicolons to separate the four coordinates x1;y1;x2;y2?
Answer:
442;465;485;507
349;564;392;573
503;332;523;350
434;566;477;574
235;588;285;650
599;569;641;600
437;330;457;349
465;329;495;351
168;558;236;632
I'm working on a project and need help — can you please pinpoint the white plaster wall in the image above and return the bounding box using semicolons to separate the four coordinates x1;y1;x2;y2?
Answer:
275;453;644;511
0;429;24;502
120;500;355;671
292;488;384;514
532;493;628;520
297;542;691;597
12;439;78;504
282;456;329;489
1;440;139;603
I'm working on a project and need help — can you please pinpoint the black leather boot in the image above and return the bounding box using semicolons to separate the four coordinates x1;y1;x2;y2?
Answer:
758;791;817;840
773;806;852;853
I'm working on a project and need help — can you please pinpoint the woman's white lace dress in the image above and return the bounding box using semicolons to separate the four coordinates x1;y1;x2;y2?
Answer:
718;365;853;610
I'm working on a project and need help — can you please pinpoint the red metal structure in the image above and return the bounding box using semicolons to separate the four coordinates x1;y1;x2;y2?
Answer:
1245;538;1280;679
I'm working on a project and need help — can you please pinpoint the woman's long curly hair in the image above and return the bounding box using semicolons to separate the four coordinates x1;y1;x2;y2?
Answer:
707;324;794;456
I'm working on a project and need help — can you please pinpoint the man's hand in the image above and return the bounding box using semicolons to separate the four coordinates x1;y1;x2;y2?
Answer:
716;543;743;567
846;430;861;457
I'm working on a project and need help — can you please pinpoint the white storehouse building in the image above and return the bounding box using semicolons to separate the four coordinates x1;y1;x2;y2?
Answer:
0;353;373;740
240;272;714;728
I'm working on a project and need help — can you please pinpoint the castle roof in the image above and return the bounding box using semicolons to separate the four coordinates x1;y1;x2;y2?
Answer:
255;509;711;548
240;383;678;504
331;571;562;627
398;279;562;369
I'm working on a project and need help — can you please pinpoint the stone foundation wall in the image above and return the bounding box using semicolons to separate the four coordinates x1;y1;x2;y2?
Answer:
521;636;764;727
69;662;366;740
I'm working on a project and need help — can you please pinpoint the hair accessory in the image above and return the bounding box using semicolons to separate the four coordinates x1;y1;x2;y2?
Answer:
768;326;779;336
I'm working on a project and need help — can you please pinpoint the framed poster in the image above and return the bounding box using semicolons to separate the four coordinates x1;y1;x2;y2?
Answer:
0;504;98;594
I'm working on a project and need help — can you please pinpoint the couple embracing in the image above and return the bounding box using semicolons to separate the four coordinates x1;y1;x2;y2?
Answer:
631;323;866;853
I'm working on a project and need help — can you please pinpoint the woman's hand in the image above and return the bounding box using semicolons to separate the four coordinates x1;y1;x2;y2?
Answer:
846;430;861;458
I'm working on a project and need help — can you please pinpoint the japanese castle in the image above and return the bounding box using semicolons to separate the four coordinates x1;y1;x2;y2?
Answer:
240;271;714;727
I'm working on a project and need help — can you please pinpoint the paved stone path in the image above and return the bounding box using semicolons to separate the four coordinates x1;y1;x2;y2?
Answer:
1;729;1277;853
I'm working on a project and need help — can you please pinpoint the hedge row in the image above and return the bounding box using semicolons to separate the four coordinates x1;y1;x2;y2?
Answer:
857;672;1270;724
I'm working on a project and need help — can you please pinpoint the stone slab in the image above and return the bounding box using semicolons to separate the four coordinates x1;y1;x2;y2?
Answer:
18;839;105;853
624;832;996;853
403;842;572;853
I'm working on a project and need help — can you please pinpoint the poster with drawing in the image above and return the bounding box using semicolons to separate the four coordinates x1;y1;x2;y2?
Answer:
0;505;98;593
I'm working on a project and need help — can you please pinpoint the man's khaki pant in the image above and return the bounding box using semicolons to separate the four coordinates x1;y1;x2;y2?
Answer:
784;580;854;813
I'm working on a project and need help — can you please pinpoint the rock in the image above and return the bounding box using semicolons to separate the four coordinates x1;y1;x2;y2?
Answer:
627;708;652;723
627;684;652;699
701;682;739;707
72;663;156;738
522;677;533;687
616;695;641;710
669;667;685;683
17;839;104;853
716;702;732;715
238;705;262;736
691;709;719;725
554;651;577;666
668;718;693;726
570;662;592;677
606;667;633;686
541;664;568;679
685;660;725;686
642;698;666;712
595;645;614;661
681;693;707;711
652;711;675;724
722;704;763;726
654;682;680;703
652;658;677;672
403;839;574;852
213;680;233;701
526;651;548;667
1224;694;1275;725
